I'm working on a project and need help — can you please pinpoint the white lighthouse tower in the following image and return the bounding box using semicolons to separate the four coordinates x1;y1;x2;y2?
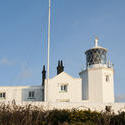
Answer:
79;38;114;103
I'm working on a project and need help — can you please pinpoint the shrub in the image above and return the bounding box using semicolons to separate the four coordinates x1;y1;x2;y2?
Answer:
0;104;124;125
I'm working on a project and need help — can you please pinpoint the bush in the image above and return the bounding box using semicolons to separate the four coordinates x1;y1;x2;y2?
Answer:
0;104;124;125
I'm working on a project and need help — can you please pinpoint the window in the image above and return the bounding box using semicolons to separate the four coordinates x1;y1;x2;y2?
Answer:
0;92;6;99
28;91;35;98
60;85;68;92
106;75;110;82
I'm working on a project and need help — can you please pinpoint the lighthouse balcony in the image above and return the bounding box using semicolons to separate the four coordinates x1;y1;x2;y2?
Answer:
87;63;114;69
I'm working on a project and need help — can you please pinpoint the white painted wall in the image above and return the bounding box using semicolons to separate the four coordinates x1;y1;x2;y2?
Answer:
88;67;103;103
0;86;43;103
102;69;114;103
45;72;82;103
0;72;82;104
80;64;114;103
79;70;88;100
0;66;114;104
22;86;43;102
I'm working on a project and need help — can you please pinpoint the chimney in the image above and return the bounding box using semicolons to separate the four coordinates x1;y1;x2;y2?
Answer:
57;60;61;75
42;65;46;87
61;60;64;72
42;65;46;101
57;60;64;75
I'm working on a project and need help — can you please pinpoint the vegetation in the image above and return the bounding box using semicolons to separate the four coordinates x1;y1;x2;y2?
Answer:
0;103;124;125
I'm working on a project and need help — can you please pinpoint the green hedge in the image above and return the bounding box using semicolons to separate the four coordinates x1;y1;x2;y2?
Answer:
0;104;124;125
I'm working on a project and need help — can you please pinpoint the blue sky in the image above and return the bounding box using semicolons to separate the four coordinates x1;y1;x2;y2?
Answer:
0;0;125;101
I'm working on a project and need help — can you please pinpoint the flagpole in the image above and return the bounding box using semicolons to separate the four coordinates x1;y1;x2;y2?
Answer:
46;0;51;102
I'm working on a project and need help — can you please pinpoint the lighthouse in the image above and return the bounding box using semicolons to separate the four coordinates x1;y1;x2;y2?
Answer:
79;38;114;103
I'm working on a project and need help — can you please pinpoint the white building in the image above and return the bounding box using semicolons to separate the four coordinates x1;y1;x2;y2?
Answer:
0;38;115;105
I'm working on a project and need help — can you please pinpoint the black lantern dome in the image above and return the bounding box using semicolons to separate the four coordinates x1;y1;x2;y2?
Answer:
85;38;107;67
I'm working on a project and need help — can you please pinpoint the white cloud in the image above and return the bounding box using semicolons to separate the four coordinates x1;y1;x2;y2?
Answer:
16;63;33;81
19;68;32;79
10;63;33;84
0;58;14;65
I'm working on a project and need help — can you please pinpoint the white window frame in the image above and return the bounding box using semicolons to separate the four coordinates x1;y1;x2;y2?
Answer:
28;91;35;99
60;84;68;92
0;92;6;99
106;75;110;82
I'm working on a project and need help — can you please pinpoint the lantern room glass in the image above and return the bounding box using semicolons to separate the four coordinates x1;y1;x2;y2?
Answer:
85;48;107;66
